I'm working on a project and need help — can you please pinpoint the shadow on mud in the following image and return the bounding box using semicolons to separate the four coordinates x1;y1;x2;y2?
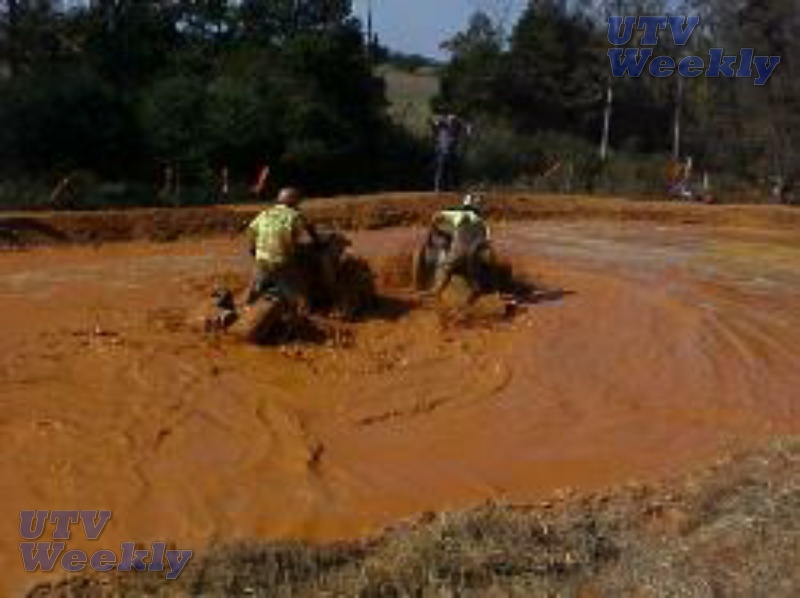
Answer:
363;294;419;322
523;286;575;305
267;316;355;347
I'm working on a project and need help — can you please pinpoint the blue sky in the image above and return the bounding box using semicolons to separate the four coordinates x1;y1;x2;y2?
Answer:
352;0;528;60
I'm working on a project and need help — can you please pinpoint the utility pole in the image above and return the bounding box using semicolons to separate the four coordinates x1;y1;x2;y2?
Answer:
599;0;621;162
600;84;613;161
291;0;300;35
672;75;683;160
5;0;20;77
367;0;373;43
366;0;373;63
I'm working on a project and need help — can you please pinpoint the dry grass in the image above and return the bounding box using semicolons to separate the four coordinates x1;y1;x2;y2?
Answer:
377;65;440;135
27;438;800;597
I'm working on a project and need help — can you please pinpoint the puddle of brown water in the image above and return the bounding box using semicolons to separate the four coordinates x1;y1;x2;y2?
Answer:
1;223;799;595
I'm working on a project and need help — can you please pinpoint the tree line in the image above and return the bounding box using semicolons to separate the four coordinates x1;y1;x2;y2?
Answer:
436;0;800;200
0;0;429;207
1;0;797;207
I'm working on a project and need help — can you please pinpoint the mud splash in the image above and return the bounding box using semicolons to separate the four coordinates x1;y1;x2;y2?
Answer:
2;219;800;595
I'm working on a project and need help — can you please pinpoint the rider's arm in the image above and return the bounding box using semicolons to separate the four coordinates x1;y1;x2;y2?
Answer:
429;213;446;239
246;215;262;257
431;211;448;231
297;212;320;244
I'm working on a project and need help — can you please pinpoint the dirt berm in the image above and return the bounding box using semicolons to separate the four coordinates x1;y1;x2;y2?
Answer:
3;193;800;247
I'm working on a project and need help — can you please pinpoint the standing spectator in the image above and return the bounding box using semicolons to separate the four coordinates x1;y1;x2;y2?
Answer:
431;113;471;192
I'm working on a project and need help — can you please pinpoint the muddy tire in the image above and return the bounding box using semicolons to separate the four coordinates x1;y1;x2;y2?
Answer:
413;244;443;291
234;298;285;344
336;256;375;319
412;246;428;291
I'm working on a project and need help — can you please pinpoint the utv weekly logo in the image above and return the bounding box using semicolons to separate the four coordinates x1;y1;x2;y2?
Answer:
608;16;781;85
19;510;193;580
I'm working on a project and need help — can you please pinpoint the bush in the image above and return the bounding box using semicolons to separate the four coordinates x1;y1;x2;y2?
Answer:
0;68;141;178
463;123;601;192
0;179;52;211
595;153;671;196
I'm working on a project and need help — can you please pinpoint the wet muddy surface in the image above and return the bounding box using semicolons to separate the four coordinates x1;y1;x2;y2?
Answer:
2;218;800;595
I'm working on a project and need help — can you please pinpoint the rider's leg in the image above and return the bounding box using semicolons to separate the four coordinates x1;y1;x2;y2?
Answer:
245;262;272;305
433;233;468;296
319;252;338;303
271;263;305;313
432;263;453;297
434;152;446;193
467;242;494;292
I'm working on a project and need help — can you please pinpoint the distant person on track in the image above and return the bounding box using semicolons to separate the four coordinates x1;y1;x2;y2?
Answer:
245;187;320;309
429;193;491;296
667;156;694;201
431;113;471;193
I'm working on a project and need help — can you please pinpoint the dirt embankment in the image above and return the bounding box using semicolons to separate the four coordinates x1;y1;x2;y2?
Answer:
2;193;800;248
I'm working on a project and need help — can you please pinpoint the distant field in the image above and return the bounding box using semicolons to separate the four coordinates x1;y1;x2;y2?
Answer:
377;64;440;135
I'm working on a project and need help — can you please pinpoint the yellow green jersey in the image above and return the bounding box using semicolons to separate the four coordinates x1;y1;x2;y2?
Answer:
248;204;307;265
433;208;489;239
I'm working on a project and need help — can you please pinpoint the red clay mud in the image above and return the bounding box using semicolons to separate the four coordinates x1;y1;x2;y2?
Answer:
2;199;800;595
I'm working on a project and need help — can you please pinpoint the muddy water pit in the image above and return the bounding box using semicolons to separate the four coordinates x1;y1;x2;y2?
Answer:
2;219;800;594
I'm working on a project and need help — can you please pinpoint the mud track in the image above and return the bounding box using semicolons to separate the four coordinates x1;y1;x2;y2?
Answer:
2;194;800;595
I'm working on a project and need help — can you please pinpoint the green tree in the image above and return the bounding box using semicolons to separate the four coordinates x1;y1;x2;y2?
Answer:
205;73;284;172
0;0;426;205
77;1;179;89
141;74;209;176
506;0;605;135
0;67;140;176
438;11;507;117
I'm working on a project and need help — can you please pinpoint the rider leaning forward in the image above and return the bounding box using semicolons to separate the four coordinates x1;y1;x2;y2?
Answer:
245;187;320;309
429;193;491;296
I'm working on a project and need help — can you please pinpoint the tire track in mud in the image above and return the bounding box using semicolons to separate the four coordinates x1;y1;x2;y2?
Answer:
115;339;330;541
350;355;514;429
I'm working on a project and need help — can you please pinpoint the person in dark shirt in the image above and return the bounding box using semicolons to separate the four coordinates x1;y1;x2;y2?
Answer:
431;114;471;192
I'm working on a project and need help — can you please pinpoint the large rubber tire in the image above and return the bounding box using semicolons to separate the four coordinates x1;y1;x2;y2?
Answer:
412;245;430;291
235;298;285;345
336;256;375;319
413;244;444;291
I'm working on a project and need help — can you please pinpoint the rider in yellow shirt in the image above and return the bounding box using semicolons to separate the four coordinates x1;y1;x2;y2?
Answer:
429;194;491;296
245;188;319;306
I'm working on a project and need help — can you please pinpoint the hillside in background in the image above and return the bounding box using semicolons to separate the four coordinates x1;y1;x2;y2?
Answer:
377;63;440;136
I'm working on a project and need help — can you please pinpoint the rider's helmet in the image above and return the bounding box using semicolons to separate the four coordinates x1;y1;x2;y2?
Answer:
462;193;484;213
277;187;302;207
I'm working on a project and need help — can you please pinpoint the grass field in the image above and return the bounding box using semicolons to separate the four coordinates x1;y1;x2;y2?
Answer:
377;64;441;135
